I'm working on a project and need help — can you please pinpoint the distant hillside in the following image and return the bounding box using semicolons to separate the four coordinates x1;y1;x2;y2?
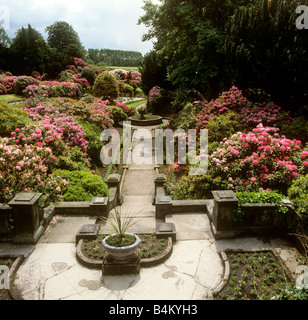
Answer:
86;49;143;67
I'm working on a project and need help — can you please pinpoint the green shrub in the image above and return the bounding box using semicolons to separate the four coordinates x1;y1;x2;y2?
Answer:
14;76;39;95
81;67;96;86
50;169;109;202
288;174;308;228
58;69;75;82
93;72;119;100
280;116;308;144
205;111;243;143
0;103;32;137
79;121;103;167
174;102;203;130
109;106;127;126
123;84;134;97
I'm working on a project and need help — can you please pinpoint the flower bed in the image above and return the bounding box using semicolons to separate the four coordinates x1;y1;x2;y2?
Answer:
77;233;172;269
216;250;304;300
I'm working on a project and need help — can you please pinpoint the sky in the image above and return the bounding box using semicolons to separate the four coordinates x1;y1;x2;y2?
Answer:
0;0;157;55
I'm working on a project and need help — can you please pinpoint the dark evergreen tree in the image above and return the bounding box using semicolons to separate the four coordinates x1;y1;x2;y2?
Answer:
225;0;308;114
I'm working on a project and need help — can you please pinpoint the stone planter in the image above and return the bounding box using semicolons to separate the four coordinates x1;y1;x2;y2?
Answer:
233;203;289;236
102;233;141;262
102;233;141;275
128;115;163;126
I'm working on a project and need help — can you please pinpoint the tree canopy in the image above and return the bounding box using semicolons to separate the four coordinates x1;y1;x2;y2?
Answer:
86;49;143;67
138;0;253;98
45;21;85;59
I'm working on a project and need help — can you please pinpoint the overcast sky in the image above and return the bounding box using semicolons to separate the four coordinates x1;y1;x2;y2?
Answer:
1;0;156;55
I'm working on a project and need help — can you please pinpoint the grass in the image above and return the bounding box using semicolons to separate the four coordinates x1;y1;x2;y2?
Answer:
107;66;140;71
125;98;147;108
0;94;24;103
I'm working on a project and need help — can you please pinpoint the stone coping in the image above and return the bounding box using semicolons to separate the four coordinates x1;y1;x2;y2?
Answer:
76;237;173;269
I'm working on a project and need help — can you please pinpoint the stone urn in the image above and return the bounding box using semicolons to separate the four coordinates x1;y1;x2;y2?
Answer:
102;232;141;263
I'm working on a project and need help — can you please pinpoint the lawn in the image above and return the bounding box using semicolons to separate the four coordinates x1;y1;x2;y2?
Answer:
125;98;147;108
0;94;24;104
107;66;140;71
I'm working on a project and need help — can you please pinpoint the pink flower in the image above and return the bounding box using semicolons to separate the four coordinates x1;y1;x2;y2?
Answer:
303;161;308;167
292;172;298;178
250;177;257;182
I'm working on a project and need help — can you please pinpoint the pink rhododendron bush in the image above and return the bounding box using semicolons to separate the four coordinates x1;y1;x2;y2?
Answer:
0;95;115;206
168;123;308;200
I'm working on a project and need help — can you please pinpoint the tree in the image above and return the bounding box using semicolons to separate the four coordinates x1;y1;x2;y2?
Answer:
139;50;171;95
0;28;11;69
225;0;308;113
10;24;54;75
45;21;85;58
138;0;253;99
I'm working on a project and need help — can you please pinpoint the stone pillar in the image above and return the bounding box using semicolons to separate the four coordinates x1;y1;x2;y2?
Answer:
106;174;121;206
90;197;109;218
210;190;238;239
155;195;173;220
8;193;43;244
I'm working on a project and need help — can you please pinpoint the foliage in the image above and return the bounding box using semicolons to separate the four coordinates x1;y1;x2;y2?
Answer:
86;48;143;67
225;0;308;112
169;124;308;199
45;21;85;59
0;137;58;204
147;86;173;115
109;106;127;126
206;111;243;144
288;174;308;228
93;72;119;100
78;121;104;167
104;206;142;238
234;191;289;222
81;67;96;86
0;103;32;137
115;102;136;117
139;0;252;98
14;76;39;95
139;50;171;95
48;169;109;202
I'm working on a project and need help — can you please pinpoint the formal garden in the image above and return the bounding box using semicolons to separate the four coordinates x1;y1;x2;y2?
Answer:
0;0;308;301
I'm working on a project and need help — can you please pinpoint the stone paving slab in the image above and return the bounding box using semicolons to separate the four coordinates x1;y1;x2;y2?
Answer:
38;216;97;244
165;213;213;240
13;240;223;300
